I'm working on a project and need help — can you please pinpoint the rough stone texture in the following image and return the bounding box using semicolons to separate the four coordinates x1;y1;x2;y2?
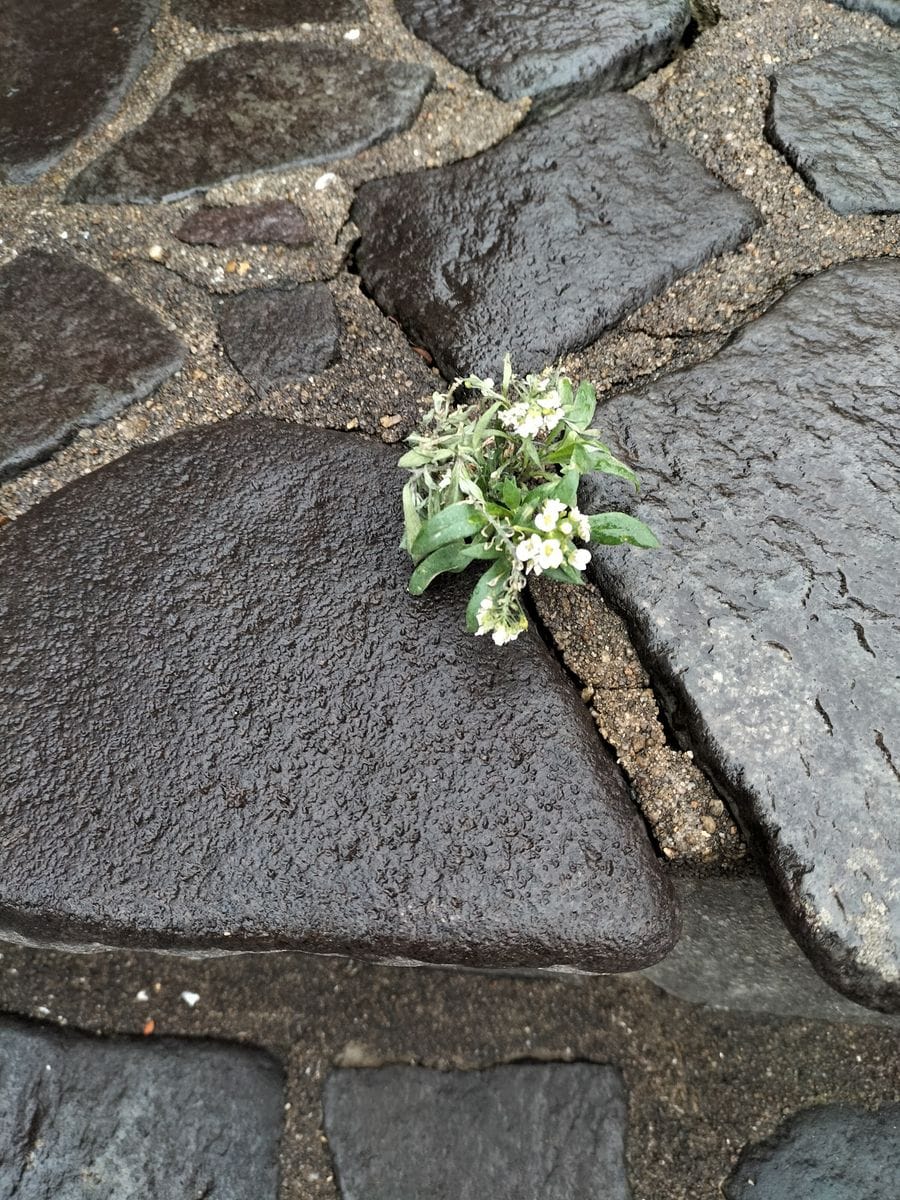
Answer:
323;1063;629;1200
0;1017;283;1199
766;45;900;216
582;259;900;1013
0;419;677;971
0;0;157;184
831;0;900;27
219;284;341;394
725;1104;900;1199
394;0;691;107
642;873;897;1026
175;200;313;247
173;0;365;29
0;250;185;482
65;44;434;204
353;95;758;380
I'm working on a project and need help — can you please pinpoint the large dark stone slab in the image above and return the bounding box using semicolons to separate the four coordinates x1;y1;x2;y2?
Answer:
174;0;365;29
176;200;313;247
0;420;677;971
0;1018;283;1199
219;284;341;395
583;259;900;1012
766;45;900;215
353;95;757;380
324;1063;629;1200
726;1104;900;1199
0;0;157;184
0;250;185;481
830;0;900;26
395;0;690;107
65;44;433;204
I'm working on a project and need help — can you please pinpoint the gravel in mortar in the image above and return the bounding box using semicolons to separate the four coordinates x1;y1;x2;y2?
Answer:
0;942;897;1200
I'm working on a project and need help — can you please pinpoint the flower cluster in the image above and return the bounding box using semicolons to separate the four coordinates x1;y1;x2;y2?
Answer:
399;357;658;646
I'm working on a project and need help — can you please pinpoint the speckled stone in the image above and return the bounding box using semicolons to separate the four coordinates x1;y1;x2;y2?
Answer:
324;1063;629;1200
0;0;157;184
353;95;757;380
0;420;678;970
173;0;365;29
766;45;900;215
583;259;900;1013
219;284;341;395
830;0;900;26
0;250;185;482
65;44;434;203
726;1104;900;1199
175;200;313;247
0;1018;283;1199
395;0;690;107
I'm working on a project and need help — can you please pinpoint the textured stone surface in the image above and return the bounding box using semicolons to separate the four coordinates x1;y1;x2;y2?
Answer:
353;95;757;380
766;45;900;215
583;259;900;1012
219;284;341;395
65;44;433;203
642;874;897;1026
0;419;677;970
726;1104;900;1199
0;250;185;481
0;1017;283;1199
831;0;900;26
324;1063;629;1200
174;0;365;29
0;0;157;184
175;200;313;247
395;0;690;106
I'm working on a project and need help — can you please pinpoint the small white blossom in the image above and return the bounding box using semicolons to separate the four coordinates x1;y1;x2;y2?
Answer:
536;538;564;571
515;533;543;563
570;506;591;541
569;547;592;571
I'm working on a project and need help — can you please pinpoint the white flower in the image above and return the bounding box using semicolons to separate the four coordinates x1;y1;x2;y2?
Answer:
515;533;543;564
570;506;591;541
535;510;556;533
536;538;564;571
569;547;592;571
544;499;566;522
558;519;573;536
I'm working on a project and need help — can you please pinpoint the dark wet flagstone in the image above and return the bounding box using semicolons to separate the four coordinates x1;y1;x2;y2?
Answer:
324;1063;630;1200
0;1018;282;1199
766;44;900;215
725;1104;900;1199
0;419;677;971
175;200;313;247
173;0;365;29
0;0;157;184
395;0;690;107
582;259;900;1013
0;250;185;482
353;94;757;380
219;284;341;394
830;0;900;26
65;44;433;204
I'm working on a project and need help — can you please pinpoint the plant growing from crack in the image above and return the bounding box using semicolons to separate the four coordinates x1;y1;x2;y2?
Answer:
400;356;658;645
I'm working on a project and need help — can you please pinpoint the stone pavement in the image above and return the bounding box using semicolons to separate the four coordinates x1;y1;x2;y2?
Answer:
1;0;899;1195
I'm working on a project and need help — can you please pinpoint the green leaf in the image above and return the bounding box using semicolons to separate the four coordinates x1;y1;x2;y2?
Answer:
587;512;659;548
408;542;477;595
472;400;502;446
557;377;574;407
411;502;485;563
500;477;524;510
401;478;423;552
568;382;596;430
550;468;580;508
540;564;585;585
465;559;510;632
397;448;429;468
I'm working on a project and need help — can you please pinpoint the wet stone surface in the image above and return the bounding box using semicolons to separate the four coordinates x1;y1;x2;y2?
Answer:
766;44;900;216
0;1017;283;1199
0;419;677;971
0;250;185;482
725;1103;900;1199
0;0;157;184
173;0;365;30
175;200;313;247
583;259;900;1013
324;1063;629;1200
394;0;691;107
831;0;900;26
353;94;757;380
65;44;434;204
219;284;342;395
